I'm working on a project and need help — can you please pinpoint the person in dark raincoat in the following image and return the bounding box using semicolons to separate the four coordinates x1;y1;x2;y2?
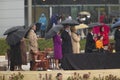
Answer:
85;28;96;53
46;14;59;32
114;26;120;53
61;25;73;55
10;41;22;71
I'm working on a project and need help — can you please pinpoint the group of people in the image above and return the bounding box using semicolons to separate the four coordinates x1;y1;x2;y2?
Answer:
9;37;27;71
52;24;81;70
8;23;40;71
7;11;120;71
85;24;110;53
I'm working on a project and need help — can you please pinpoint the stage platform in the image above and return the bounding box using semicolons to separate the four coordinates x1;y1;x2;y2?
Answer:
0;69;120;80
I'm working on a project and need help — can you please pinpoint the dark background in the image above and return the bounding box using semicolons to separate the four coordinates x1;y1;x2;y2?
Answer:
25;0;119;5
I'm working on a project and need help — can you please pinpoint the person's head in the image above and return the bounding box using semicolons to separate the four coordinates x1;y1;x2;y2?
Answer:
117;26;120;29
101;12;106;15
97;36;103;40
88;28;93;32
56;73;62;80
41;13;45;17
100;26;104;32
64;25;70;30
71;27;77;32
30;24;36;31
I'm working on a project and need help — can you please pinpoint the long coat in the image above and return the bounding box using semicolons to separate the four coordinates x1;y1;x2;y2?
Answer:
85;32;96;53
71;32;80;54
39;13;47;31
27;29;38;52
100;24;110;46
10;42;22;70
114;29;120;53
20;39;27;65
53;34;62;59
61;30;73;55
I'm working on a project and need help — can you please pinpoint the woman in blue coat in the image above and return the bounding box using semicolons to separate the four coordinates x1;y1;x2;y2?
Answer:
39;13;47;38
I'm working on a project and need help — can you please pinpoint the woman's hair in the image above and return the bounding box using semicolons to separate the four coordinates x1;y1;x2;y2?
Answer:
25;23;36;38
56;73;62;77
70;27;76;32
29;23;35;29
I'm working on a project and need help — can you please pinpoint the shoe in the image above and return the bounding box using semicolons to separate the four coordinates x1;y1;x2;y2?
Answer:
55;66;60;70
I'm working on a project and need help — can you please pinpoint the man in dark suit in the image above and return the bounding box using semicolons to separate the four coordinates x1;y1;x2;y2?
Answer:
114;27;120;53
61;25;73;55
85;28;96;53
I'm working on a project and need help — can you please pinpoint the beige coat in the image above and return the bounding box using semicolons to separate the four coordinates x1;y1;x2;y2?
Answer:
71;32;80;54
27;29;38;52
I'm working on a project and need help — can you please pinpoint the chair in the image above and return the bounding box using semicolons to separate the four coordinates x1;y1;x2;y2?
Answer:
36;51;49;70
108;42;115;53
30;51;49;70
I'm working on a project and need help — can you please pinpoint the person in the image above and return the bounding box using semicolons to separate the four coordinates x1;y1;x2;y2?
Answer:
46;14;59;32
56;73;63;80
85;27;96;53
35;23;41;37
53;31;62;69
38;13;47;38
100;24;110;52
66;15;72;20
27;24;39;70
20;37;27;68
114;26;120;53
9;41;22;71
95;36;104;52
99;12;106;23
71;27;80;54
61;25;73;55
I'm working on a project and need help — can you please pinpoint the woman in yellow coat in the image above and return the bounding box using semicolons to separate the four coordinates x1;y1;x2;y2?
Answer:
71;27;81;54
95;36;104;52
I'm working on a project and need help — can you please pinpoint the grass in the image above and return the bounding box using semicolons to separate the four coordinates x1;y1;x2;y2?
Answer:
0;38;114;55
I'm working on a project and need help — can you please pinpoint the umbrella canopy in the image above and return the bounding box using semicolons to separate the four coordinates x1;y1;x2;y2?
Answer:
6;26;27;45
109;11;120;17
61;19;79;26
75;23;88;30
112;20;120;28
79;11;91;16
4;26;23;35
45;24;63;39
88;22;102;28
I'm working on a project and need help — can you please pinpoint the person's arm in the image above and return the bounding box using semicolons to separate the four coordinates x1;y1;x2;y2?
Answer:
71;33;80;42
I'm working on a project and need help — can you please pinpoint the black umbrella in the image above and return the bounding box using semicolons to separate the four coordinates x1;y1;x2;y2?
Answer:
109;11;120;17
61;19;79;26
6;26;27;45
112;20;120;28
88;22;102;28
4;26;23;35
45;24;63;39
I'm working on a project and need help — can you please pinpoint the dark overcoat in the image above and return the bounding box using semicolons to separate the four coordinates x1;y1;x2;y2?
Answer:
85;32;96;53
10;42;22;70
61;30;73;55
114;29;120;53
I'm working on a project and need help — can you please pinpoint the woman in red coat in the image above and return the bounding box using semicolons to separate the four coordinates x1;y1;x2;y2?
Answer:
100;24;110;51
